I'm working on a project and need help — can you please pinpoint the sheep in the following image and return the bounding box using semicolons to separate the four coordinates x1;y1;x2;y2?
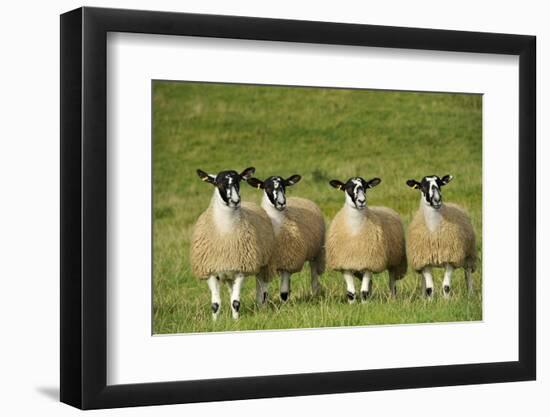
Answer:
406;175;477;298
190;167;275;320
326;177;407;303
246;174;325;301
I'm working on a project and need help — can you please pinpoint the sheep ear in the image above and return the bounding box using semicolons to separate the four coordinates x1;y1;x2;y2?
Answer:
247;178;264;189
365;177;381;188
329;180;345;191
440;174;453;186
240;167;256;180
197;169;216;185
406;179;421;189
285;175;301;186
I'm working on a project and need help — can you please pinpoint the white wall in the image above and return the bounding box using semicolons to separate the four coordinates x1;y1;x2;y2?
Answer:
0;1;545;415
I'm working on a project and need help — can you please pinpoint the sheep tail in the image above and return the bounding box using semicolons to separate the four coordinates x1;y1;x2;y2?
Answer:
314;246;326;275
392;251;408;280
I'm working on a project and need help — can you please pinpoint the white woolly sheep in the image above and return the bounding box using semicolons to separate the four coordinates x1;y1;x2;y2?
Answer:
406;175;477;298
247;175;325;301
326;177;407;303
190;167;275;319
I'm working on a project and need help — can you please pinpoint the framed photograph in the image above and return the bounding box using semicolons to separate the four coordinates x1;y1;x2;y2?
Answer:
60;6;536;409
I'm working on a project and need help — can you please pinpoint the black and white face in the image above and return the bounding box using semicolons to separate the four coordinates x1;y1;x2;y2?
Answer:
196;167;256;209
406;175;453;210
329;176;381;210
247;175;301;211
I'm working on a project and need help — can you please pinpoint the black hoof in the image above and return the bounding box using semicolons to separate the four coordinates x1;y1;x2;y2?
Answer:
444;285;450;294
211;302;219;313
361;291;369;301
347;291;355;301
426;288;433;297
232;300;240;312
280;292;289;301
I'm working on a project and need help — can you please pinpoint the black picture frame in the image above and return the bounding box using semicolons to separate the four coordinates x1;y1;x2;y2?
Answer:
60;6;536;410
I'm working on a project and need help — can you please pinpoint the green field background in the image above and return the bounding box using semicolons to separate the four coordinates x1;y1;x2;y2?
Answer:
153;81;482;334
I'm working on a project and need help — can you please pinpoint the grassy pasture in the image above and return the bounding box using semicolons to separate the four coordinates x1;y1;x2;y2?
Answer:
152;81;482;334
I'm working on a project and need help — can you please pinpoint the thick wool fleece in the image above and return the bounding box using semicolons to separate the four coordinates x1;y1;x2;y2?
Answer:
191;201;275;280
268;197;325;276
326;206;407;278
407;203;477;272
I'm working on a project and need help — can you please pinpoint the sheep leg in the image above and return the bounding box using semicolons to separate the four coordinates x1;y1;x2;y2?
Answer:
280;271;291;301
256;276;269;305
230;273;245;319
389;270;397;298
360;271;372;303
207;276;221;320
442;264;453;298
422;267;434;298
465;269;473;295
310;260;322;296
343;271;356;304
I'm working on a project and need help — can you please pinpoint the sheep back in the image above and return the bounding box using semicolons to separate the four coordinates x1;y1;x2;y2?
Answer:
269;197;326;275
190;202;275;279
406;203;477;272
326;206;406;276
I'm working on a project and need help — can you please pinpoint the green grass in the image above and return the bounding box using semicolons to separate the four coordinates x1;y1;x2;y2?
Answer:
152;81;482;334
